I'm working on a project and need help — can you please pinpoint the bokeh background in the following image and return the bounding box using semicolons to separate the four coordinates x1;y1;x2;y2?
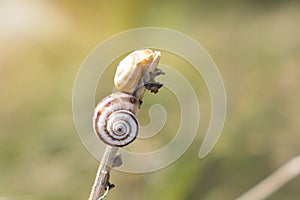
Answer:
1;0;300;199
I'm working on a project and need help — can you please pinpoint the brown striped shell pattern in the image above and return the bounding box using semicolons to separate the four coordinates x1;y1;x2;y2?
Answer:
93;92;140;147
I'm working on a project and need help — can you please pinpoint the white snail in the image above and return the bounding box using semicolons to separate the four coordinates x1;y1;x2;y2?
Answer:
93;92;140;147
114;49;162;93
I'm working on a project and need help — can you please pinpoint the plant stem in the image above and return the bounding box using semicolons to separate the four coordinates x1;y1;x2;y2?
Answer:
89;146;119;200
236;155;300;200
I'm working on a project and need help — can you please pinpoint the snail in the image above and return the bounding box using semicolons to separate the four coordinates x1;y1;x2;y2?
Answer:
114;49;164;94
94;49;164;147
93;92;140;147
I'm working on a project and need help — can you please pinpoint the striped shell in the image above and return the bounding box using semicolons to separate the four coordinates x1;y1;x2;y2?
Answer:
114;49;161;93
93;92;139;147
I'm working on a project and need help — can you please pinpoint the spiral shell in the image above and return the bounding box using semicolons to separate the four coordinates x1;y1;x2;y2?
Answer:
93;92;140;147
114;49;161;93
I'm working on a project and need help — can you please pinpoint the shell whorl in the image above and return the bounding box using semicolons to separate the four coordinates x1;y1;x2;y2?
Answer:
93;92;139;147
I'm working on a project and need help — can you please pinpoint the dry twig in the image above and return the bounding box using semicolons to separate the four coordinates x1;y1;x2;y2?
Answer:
236;155;300;200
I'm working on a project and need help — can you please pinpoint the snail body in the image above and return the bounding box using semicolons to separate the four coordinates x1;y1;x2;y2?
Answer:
93;92;140;147
114;49;161;93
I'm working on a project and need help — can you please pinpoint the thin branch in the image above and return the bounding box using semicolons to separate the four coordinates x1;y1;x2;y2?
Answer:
236;155;300;200
89;146;119;200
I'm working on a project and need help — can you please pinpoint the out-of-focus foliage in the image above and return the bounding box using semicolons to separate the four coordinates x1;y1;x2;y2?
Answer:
0;0;300;199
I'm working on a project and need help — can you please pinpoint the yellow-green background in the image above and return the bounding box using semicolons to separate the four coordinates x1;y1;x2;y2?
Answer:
1;0;300;199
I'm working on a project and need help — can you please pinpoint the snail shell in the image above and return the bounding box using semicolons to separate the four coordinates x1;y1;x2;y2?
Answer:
114;49;161;93
93;92;140;147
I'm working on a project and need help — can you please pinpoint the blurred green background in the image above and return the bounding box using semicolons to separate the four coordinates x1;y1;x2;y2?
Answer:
1;0;300;199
